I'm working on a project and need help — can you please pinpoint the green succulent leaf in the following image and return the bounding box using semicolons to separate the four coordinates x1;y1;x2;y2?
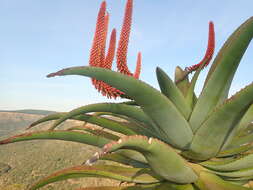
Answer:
156;183;197;190
197;171;250;190
47;66;193;149
100;153;148;168
100;135;198;184
190;17;253;132
229;133;253;149
0;130;109;148
116;149;147;164
174;66;190;96
76;184;179;190
186;82;253;160
217;143;253;157
156;67;191;119
212;167;253;178
237;104;253;134
222;104;253;150
90;112;154;137
28;111;138;136
71;114;137;136
49;103;156;135
185;62;206;109
67;126;120;141
201;153;253;171
29;165;161;190
27;112;66;129
119;100;138;106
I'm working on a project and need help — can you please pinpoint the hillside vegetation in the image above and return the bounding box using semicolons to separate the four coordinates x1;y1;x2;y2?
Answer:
0;112;118;190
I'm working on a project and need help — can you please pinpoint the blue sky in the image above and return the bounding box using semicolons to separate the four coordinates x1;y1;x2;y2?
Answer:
0;0;252;111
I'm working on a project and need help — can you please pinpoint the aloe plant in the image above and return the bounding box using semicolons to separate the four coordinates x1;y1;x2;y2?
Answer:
1;0;253;189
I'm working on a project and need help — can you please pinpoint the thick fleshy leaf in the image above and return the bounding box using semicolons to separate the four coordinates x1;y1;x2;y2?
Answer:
76;183;183;190
27;112;65;129
29;165;161;190
156;67;191;119
198;171;249;190
185;63;205;109
119;100;138;105
217;143;253;157
49;103;156;135
28;111;137;136
0;130;109;148
47;66;193;149
186;83;253;160
190;17;253;132
76;186;157;190
222;104;253;150
70;114;137;136
100;153;148;168
156;183;197;190
237;104;253;134
67;126;120;141
116;149;147;164
90;112;156;137
98;135;198;184
174;66;190;97
212;167;253;178
238;123;253;137
77;187;141;190
201;154;253;171
225;128;253;150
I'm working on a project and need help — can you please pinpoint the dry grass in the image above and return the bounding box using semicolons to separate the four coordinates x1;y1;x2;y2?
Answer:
0;112;121;190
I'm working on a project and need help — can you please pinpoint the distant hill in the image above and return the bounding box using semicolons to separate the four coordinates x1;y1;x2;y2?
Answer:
0;109;56;115
0;111;117;190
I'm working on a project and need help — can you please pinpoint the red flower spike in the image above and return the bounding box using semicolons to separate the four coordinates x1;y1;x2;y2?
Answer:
116;0;133;76
100;12;110;66
89;1;106;67
94;12;110;92
104;29;116;69
89;1;106;87
88;0;142;99
95;29;117;96
134;52;141;79
186;21;215;72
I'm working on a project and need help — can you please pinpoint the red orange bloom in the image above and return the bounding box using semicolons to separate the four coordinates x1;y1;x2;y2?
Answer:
88;0;141;99
185;21;215;72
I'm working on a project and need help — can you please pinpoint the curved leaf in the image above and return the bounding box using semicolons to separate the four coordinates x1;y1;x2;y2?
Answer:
29;165;161;190
0;130;109;148
116;149;147;164
212;167;253;178
28;111;138;136
76;184;178;190
222;104;253;150
217;143;253;157
90;112;156;137
27;112;65;129
99;153;148;168
186;83;253;160
198;171;249;190
185;62;205;110
225;130;253;150
47;66;193;149
237;104;253;134
70;114;137;136
201;153;253;171
156;67;191;119
174;66;190;96
50;103;156;135
190;17;253;132
98;135;198;184
68;126;120;141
